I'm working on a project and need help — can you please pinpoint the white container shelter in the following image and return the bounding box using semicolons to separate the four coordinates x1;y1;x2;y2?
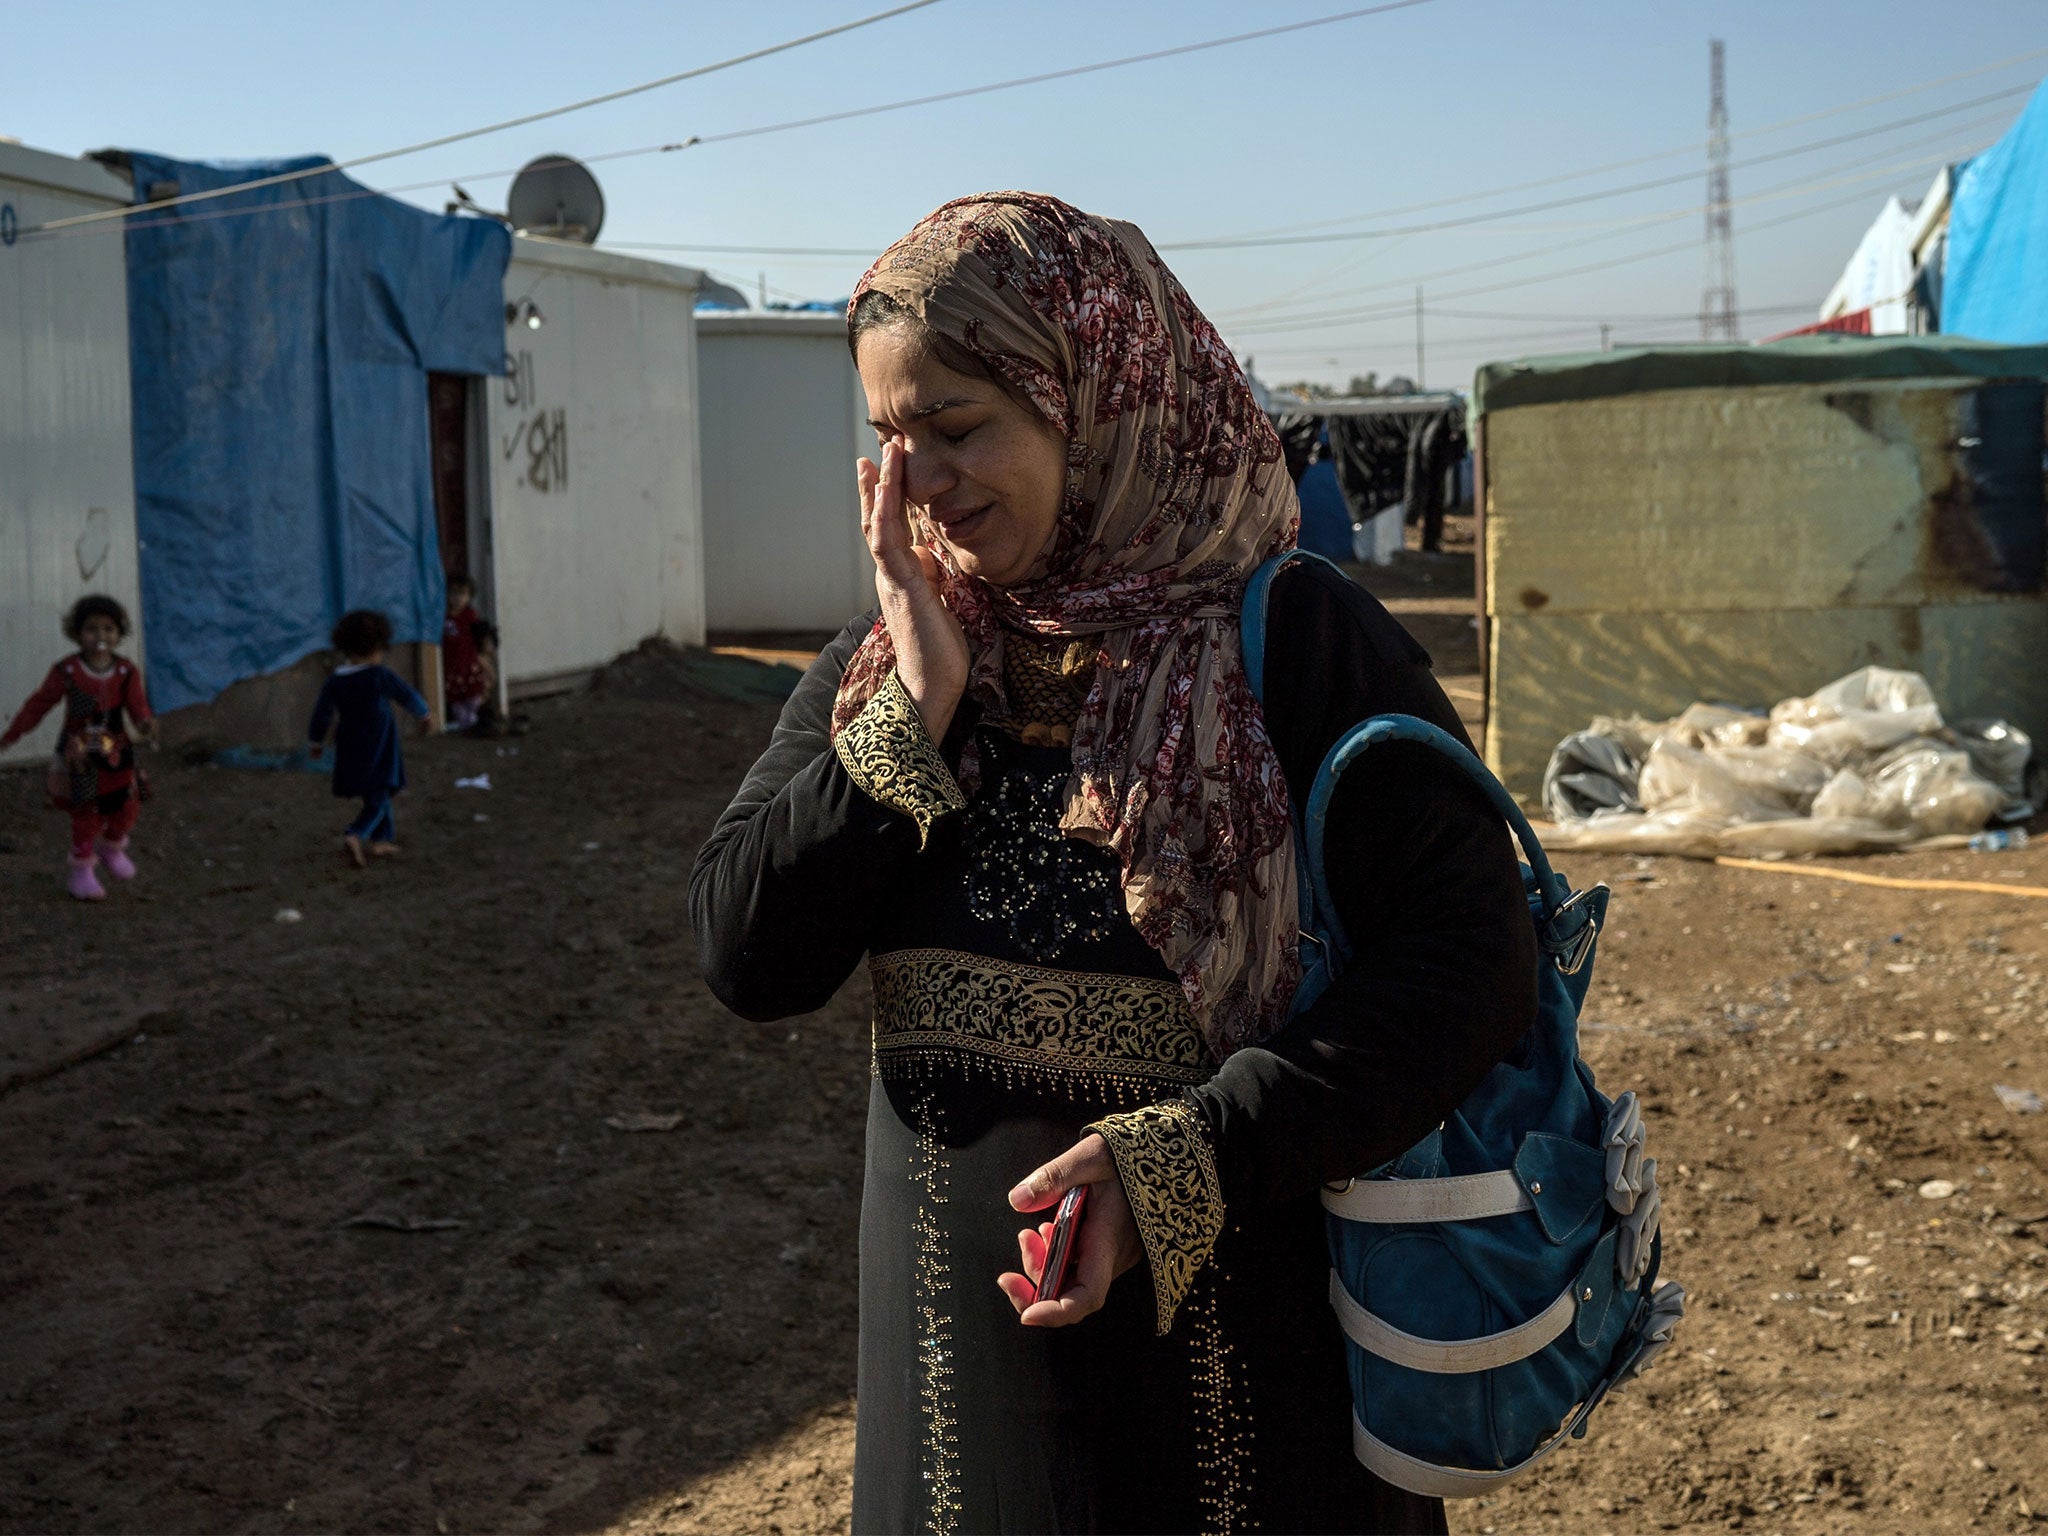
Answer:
486;236;707;695
696;311;872;635
0;143;140;765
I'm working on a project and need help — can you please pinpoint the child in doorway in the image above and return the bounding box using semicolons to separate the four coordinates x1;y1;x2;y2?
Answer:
441;572;499;732
308;610;431;867
0;594;159;901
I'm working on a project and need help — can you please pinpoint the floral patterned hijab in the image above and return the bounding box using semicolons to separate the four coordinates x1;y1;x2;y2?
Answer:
836;192;1301;1057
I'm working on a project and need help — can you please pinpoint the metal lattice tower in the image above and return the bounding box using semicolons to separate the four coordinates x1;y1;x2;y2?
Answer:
1700;38;1740;341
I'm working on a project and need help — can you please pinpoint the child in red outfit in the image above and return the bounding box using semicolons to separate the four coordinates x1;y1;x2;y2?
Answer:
441;572;498;732
0;595;159;901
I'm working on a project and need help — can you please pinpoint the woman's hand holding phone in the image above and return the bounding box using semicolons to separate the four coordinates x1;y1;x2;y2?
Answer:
997;1131;1143;1328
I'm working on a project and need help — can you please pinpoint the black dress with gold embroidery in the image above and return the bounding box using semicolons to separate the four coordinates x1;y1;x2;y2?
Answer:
692;560;1537;1536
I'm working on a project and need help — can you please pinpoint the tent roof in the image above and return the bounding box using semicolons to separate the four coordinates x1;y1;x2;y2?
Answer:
0;139;128;203
1945;76;2048;344
1472;332;2048;417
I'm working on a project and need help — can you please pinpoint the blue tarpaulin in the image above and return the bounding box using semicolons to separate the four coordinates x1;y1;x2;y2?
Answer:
1296;458;1355;561
1945;78;2048;345
123;154;509;712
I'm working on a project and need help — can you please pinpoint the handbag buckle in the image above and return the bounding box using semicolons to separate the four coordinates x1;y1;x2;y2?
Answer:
1547;885;1606;976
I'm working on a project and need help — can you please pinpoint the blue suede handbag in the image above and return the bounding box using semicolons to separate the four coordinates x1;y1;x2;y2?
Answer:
1242;550;1686;1498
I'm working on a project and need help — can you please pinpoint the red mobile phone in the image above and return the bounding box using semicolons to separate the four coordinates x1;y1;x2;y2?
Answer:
1036;1185;1088;1302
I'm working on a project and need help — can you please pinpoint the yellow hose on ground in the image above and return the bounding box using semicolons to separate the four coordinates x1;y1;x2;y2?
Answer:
1711;855;2048;900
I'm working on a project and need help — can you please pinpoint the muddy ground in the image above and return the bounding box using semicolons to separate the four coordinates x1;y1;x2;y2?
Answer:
3;529;2044;1534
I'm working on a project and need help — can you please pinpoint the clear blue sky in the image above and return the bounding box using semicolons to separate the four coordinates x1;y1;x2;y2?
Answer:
9;0;2045;389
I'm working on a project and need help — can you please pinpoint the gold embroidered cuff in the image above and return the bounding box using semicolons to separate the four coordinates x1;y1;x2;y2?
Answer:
833;670;966;849
1087;1098;1225;1336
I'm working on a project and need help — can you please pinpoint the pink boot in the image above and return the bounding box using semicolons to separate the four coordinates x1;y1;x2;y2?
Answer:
66;854;106;901
96;836;137;881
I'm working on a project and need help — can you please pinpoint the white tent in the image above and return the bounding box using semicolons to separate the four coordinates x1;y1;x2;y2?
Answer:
1820;168;1952;334
696;311;872;636
488;236;708;696
0;142;140;765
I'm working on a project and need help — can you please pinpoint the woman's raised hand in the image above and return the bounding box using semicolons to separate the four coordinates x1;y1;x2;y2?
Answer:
859;440;968;740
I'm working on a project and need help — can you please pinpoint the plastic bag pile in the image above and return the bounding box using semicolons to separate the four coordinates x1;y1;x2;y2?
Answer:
1539;666;2035;857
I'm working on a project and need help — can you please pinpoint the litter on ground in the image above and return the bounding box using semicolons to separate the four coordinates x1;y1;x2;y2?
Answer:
1993;1084;2045;1115
605;1112;685;1133
1539;667;2035;857
212;745;327;774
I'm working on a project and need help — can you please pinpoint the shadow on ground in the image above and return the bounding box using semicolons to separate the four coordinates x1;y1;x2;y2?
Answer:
0;539;1491;1536
0;649;870;1535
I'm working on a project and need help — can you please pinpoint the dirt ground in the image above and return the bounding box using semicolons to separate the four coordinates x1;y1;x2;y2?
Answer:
4;528;2045;1534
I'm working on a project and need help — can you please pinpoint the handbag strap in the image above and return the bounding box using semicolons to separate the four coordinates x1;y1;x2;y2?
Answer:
1350;1403;1595;1499
1239;550;1334;710
1327;1268;1577;1375
1304;715;1576;954
1321;1168;1533;1223
1238;551;1599;982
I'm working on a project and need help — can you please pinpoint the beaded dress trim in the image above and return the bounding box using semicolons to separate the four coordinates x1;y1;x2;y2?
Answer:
870;948;1208;1107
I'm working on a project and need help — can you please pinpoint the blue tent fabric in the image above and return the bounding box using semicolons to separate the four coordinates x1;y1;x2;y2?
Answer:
123;154;510;712
1296;458;1355;562
1945;78;2048;345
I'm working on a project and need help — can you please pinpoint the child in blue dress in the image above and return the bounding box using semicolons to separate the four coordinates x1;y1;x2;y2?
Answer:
308;610;430;867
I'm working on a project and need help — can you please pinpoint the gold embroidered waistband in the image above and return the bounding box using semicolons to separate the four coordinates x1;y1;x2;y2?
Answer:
870;948;1210;1093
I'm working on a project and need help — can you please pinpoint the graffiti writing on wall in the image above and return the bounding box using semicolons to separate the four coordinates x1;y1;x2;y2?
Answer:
516;410;569;492
500;348;569;493
502;349;535;408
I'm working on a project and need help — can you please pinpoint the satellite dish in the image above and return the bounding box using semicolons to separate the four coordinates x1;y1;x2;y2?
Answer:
694;278;750;312
507;155;605;243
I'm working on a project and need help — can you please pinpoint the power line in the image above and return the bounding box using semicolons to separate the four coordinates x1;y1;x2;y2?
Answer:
1211;209;1873;337
648;0;1441;152
1269;320;1687;360
1219;154;1972;341
24;0;949;235
418;0;1443;193
579;122;1990;308
1206;114;2003;331
1159;81;2030;252
1428;302;1820;324
18;0;1443;259
1186;43;2048;246
9;8;2016;343
699;265;819;306
1244;302;1821;358
549;97;2011;266
1246;302;1823;358
1250;308;1812;363
1242;179;1916;336
565;84;2021;267
30;101;1986;339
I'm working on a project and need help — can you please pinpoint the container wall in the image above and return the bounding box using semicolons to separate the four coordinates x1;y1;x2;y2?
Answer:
0;152;141;765
486;244;704;691
696;314;871;635
1482;379;2048;799
155;643;430;756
